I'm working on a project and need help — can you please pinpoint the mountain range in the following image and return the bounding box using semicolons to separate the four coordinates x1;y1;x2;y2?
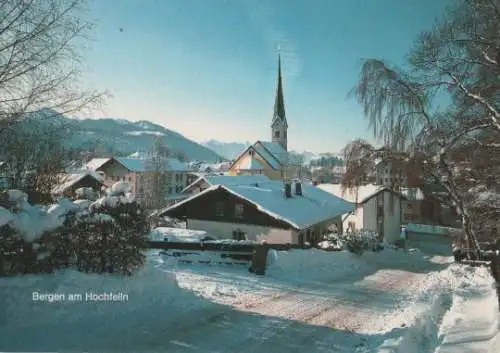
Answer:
25;109;224;162
201;139;336;163
18;109;338;164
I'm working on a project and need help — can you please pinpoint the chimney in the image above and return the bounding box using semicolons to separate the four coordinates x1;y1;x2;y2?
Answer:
284;182;292;198
294;181;302;196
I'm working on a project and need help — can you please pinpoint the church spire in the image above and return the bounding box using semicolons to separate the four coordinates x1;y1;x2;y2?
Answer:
271;53;288;150
272;54;287;127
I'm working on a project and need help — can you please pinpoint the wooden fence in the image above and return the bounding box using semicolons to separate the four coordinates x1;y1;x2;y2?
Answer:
147;241;301;275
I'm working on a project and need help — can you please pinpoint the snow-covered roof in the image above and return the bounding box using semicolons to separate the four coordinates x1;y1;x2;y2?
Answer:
400;187;425;201
164;179;355;230
181;174;272;194
252;142;281;169
116;157;190;172
52;172;103;195
257;141;301;165
85;156;190;172
317;183;397;204
85;158;111;171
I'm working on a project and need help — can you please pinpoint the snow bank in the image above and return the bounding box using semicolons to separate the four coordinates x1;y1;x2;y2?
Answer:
377;292;453;353
436;265;499;353
377;264;499;353
0;254;215;351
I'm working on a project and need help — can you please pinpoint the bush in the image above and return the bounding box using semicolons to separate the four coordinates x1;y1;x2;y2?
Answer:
0;182;150;277
341;229;382;255
74;183;149;275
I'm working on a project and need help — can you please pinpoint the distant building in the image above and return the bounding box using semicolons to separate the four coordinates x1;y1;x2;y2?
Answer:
84;154;192;208
317;184;404;244
160;176;354;246
229;55;300;180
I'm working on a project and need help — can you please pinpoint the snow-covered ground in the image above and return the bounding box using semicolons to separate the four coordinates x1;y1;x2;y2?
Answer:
0;248;498;352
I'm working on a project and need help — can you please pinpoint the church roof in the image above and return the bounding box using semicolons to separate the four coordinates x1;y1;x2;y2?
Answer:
254;141;300;167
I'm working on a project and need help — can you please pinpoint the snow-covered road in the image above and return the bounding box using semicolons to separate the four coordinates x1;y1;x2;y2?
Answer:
158;273;420;352
151;251;451;352
3;248;494;353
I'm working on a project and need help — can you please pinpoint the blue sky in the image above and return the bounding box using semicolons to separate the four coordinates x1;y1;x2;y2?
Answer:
82;0;449;154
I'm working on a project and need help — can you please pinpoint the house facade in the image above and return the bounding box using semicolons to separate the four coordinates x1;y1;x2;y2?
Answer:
317;184;403;244
160;176;354;246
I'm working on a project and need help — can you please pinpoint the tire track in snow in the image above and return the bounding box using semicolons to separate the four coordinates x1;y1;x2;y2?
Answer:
284;272;424;353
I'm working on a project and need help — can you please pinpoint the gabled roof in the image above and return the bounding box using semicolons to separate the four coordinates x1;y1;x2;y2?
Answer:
163;179;355;230
85;157;190;172
85;158;112;171
116;157;189;172
52;172;103;195
230;145;278;171
181;174;271;194
255;141;300;166
317;183;405;204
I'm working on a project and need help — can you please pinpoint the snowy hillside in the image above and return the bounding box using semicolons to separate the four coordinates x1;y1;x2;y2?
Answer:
23;109;225;162
201;140;250;160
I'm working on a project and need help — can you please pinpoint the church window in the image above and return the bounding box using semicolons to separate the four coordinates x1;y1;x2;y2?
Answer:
249;149;254;156
274;130;280;138
284;130;287;138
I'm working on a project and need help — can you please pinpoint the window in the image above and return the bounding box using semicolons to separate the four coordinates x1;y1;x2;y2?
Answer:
128;177;132;182
215;202;224;217
274;130;280;138
122;176;125;181
249;149;254;156
168;186;172;194
347;222;356;233
232;229;246;241
234;203;244;218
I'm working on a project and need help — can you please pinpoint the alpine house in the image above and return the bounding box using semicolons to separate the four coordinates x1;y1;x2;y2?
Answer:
159;175;355;246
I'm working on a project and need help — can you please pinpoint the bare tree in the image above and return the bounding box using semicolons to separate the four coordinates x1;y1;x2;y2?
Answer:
340;0;500;256
408;0;500;132
0;118;70;199
0;0;105;131
143;137;170;209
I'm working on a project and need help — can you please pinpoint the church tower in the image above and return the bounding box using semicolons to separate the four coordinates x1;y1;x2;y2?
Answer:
271;54;288;151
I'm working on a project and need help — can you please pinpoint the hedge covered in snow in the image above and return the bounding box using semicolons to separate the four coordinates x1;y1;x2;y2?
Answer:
319;229;384;255
0;182;150;276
